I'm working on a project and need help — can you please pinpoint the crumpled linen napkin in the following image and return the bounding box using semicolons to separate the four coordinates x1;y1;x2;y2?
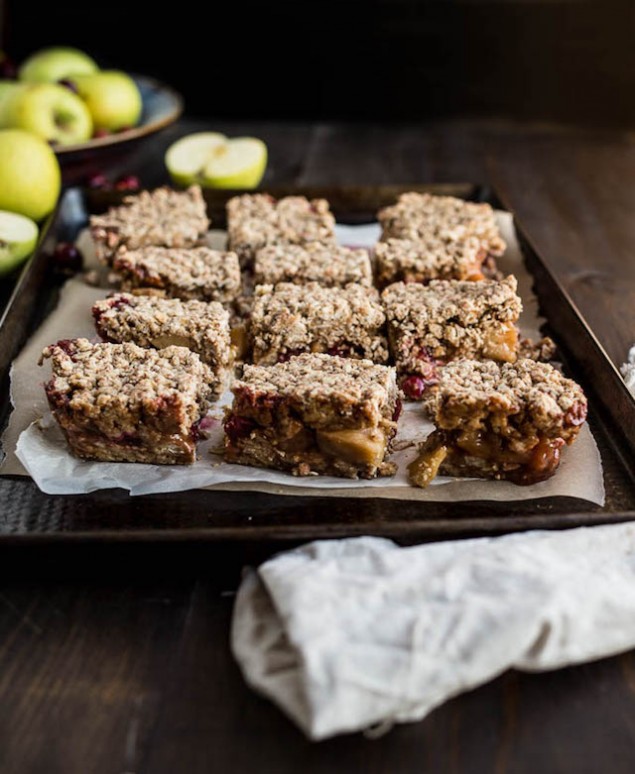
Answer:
620;345;635;396
231;523;635;740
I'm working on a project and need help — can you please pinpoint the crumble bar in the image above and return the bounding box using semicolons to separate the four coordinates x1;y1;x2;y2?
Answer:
378;192;506;260
408;358;587;487
112;245;241;304
90;185;210;264
374;236;487;287
224;353;400;479
250;282;389;365
40;339;216;465
382;276;522;399
92;293;231;394
226;194;336;267
253;242;372;287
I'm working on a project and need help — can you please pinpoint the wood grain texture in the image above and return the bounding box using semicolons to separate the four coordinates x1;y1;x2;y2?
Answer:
2;118;635;772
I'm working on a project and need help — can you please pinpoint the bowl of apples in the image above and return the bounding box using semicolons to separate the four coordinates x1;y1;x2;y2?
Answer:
0;47;183;185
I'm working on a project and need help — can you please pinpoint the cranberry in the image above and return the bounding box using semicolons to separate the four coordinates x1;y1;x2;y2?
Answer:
86;172;111;190
58;78;78;94
52;242;83;273
115;174;141;191
564;401;588;427
224;414;256;444
112;432;141;446
93;128;110;139
0;53;17;79
327;344;351;358
401;375;437;400
191;415;216;442
278;348;305;363
54;339;77;357
392;398;403;422
110;295;133;311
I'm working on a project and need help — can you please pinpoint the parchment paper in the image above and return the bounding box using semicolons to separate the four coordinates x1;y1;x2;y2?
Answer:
0;214;605;503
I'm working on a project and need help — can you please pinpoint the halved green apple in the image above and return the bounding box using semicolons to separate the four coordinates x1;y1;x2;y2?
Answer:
0;210;38;277
165;133;267;189
203;137;267;189
165;132;227;186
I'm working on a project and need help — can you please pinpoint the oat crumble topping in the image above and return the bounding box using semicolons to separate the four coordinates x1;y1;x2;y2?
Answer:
374;236;485;286
90;186;210;263
238;353;395;406
250;282;389;364
41;339;214;413
382;276;521;331
227;194;336;266
254;242;372;287
424;358;587;434
112;246;241;303
378;193;506;257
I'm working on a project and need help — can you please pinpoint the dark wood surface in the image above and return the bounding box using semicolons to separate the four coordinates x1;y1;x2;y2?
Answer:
2;118;635;773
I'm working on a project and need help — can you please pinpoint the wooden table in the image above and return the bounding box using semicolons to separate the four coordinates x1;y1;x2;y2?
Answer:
2;119;635;774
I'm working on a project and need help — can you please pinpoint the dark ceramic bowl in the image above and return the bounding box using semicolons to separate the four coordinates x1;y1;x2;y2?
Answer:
55;74;183;185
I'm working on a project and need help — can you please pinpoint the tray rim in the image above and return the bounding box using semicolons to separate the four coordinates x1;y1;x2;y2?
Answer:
0;182;633;545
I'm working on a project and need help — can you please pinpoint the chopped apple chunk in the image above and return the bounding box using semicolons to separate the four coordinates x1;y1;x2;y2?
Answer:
408;441;448;488
482;322;518;362
316;427;387;467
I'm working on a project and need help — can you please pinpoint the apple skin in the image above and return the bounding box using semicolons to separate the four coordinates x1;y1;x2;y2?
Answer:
0;210;39;277
72;71;142;131
2;83;93;145
19;47;98;83
0;129;61;220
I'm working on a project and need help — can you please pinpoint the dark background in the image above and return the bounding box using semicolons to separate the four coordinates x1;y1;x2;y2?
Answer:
2;0;633;127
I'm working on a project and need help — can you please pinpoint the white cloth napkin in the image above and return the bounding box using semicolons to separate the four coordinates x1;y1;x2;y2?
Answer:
232;523;635;740
620;345;635;396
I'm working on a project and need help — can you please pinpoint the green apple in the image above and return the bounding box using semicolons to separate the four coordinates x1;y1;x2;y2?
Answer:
165;134;267;189
0;81;22;126
19;46;98;83
0;129;61;220
165;132;227;186
0;210;39;277
2;83;93;145
202;137;267;189
72;71;142;131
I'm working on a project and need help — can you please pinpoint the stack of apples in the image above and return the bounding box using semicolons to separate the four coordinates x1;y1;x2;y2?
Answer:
0;46;142;277
0;46;142;145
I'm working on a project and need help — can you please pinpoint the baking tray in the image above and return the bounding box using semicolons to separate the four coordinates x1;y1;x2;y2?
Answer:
0;183;634;546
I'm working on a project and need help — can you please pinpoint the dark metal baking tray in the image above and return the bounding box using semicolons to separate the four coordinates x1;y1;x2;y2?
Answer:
0;184;634;545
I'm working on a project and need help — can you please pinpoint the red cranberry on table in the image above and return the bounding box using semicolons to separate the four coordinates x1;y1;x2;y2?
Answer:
52;242;83;273
114;174;141;191
86;173;111;190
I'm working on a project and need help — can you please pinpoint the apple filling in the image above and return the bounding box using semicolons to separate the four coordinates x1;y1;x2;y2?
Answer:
408;442;448;488
481;323;518;362
316;428;387;467
224;411;393;475
409;427;567;488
